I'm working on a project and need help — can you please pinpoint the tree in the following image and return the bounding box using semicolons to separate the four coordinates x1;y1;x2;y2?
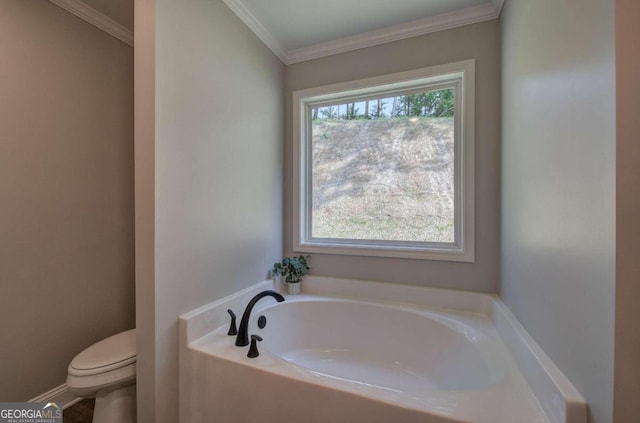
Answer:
391;97;398;117
396;88;455;118
319;105;338;119
345;103;358;120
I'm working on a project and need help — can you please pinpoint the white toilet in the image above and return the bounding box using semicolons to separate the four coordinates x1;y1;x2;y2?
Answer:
66;329;136;423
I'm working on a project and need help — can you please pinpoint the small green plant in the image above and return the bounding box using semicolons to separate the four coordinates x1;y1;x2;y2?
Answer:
272;256;310;283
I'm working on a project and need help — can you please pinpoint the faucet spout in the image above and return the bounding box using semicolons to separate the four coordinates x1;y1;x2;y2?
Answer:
235;290;285;347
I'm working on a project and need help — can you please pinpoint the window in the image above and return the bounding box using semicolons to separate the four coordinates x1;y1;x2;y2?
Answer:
293;60;475;262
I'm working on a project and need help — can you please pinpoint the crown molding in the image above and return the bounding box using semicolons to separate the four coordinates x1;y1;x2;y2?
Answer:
491;0;506;17
284;2;502;64
221;0;288;63
49;0;134;47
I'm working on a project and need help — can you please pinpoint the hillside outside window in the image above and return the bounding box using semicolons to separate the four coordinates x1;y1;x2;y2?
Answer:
292;60;475;261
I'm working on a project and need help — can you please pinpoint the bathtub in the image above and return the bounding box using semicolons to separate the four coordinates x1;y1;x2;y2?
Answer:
179;277;586;423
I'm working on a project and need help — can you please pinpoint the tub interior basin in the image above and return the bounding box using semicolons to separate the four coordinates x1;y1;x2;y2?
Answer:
254;299;506;391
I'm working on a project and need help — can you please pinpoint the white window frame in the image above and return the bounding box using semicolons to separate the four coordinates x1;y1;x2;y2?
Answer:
292;59;475;262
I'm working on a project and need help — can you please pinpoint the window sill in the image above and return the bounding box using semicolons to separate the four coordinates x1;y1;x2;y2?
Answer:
294;239;474;262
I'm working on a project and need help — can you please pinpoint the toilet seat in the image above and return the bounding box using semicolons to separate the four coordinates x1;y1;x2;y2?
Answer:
67;329;136;397
68;329;136;376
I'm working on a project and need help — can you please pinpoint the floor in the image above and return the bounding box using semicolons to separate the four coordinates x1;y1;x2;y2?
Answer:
63;399;94;423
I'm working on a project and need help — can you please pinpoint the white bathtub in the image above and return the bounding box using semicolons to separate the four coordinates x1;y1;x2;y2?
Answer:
179;277;586;423
260;298;508;393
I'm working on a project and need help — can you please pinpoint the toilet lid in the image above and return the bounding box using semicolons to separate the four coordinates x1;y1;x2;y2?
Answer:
69;329;136;375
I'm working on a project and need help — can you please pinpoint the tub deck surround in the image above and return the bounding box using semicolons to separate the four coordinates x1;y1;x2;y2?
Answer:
178;277;586;423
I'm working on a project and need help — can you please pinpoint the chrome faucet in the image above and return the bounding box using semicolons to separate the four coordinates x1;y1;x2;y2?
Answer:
235;290;285;347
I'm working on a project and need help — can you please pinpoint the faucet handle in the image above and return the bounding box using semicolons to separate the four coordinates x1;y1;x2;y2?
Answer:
247;334;263;358
227;309;238;336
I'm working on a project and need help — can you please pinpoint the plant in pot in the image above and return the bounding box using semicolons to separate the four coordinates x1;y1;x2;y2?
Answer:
271;255;310;295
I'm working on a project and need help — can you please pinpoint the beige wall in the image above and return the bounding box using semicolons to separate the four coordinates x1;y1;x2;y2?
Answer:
135;0;284;421
614;0;640;421
284;21;501;293
500;0;616;422
0;1;134;400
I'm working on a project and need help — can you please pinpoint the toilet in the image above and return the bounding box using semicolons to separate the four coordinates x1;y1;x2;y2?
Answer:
66;329;136;423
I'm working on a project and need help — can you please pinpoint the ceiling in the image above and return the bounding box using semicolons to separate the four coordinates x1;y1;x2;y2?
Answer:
243;0;487;51
223;0;504;64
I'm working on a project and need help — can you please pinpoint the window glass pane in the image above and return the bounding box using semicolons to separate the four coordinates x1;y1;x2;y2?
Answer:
310;88;455;243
